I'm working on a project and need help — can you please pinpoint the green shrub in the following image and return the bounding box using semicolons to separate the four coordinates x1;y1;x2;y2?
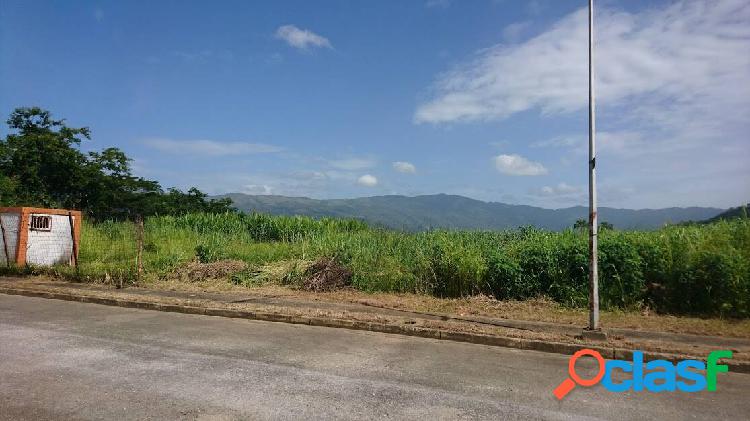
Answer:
599;233;645;309
38;213;748;318
484;251;523;299
418;233;486;297
548;233;589;307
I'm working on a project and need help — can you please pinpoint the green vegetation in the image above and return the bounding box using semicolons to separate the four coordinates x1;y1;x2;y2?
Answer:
21;212;749;318
0;107;232;219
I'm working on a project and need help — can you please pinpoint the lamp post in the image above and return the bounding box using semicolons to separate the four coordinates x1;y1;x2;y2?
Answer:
587;0;599;331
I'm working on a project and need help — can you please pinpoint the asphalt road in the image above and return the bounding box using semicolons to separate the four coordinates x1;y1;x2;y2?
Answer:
1;294;748;420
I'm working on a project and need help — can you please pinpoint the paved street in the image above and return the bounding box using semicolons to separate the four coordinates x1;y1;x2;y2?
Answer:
1;294;748;420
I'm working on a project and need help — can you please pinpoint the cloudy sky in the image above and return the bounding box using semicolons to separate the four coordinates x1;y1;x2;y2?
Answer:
1;0;748;209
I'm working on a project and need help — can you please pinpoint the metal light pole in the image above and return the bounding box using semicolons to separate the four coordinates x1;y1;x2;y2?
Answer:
587;0;599;331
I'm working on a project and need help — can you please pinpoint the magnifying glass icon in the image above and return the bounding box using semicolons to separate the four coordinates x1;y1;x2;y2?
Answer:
553;348;606;400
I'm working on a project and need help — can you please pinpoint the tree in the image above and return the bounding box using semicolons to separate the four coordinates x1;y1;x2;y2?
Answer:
573;219;587;231
1;107;234;219
82;147;165;219
162;187;234;215
0;174;18;206
573;219;614;231
1;107;90;208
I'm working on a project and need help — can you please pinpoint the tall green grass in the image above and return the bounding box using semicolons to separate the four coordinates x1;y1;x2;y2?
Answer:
57;212;750;317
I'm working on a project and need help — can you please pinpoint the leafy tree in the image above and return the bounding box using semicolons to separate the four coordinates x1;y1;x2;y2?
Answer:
0;107;233;219
162;187;233;215
573;219;614;231
1;107;90;208
0;173;19;206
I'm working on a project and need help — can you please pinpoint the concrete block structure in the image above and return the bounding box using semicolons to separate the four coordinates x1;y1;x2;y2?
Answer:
0;207;81;267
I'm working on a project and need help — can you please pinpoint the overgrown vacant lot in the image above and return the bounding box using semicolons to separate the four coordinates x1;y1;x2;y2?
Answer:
19;213;750;318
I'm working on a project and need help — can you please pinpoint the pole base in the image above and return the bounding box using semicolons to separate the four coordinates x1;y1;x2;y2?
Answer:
580;329;608;341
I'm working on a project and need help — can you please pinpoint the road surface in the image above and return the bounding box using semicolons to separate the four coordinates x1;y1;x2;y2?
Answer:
1;294;747;420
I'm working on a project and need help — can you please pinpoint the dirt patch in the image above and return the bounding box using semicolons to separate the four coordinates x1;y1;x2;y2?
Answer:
302;258;352;292
173;260;249;282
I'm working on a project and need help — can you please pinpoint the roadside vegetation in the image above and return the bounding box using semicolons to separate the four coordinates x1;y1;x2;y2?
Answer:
11;212;747;319
2;107;748;319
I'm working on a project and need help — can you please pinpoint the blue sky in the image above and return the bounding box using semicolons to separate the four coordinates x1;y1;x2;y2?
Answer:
1;0;748;209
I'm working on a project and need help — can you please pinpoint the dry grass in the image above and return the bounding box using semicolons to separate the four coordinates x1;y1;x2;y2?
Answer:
333;292;750;338
338;295;727;339
302;258;352;292
134;276;750;339
170;260;249;282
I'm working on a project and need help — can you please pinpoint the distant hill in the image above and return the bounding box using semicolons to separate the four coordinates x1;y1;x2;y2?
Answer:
704;204;748;223
213;193;725;231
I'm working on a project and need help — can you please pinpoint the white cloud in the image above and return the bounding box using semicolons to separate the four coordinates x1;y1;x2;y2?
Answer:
416;0;750;208
494;154;548;176
415;0;750;127
537;182;584;197
275;25;332;50
357;174;378;187
328;157;376;171
179;170;339;198
243;184;273;195
144;138;283;156
392;161;416;174
532;131;648;157
502;21;531;42
525;182;587;206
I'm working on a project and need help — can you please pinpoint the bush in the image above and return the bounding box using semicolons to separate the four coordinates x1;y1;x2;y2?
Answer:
419;233;486;297
52;213;750;318
599;233;645;309
484;251;524;299
547;234;589;307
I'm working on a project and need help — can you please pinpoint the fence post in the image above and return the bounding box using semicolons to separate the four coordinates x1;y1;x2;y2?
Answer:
68;211;78;269
136;215;144;282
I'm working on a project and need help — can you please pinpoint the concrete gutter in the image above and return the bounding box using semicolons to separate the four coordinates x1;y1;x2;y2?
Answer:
1;285;748;374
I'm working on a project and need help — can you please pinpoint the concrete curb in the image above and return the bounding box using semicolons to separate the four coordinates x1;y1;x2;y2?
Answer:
2;286;748;374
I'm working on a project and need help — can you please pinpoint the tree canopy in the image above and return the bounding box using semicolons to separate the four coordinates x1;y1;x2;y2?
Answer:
0;107;233;220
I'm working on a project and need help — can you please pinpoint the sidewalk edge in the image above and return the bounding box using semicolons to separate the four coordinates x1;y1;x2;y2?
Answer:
2;286;747;374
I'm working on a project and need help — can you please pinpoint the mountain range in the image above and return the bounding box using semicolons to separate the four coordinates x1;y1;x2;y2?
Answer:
214;193;726;231
703;203;748;223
